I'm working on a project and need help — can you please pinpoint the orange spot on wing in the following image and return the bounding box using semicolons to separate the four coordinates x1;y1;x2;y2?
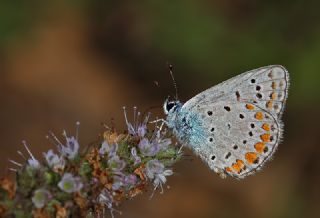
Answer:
260;133;271;142
245;152;258;164
246;104;255;110
225;167;233;173
262;123;270;131
255;112;264;120
266;101;273;109
271;82;277;89
271;92;277;100
232;160;245;174
254;142;265;153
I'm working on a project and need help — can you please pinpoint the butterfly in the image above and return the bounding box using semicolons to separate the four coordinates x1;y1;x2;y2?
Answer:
164;65;289;179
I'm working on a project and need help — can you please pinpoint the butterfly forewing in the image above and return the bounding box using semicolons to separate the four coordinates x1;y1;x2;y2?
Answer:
180;65;289;179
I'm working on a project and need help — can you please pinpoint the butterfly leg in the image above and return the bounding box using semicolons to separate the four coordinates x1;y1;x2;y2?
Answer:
178;143;185;154
149;118;168;125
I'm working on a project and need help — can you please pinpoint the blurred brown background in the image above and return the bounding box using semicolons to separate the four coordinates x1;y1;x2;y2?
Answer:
0;1;319;218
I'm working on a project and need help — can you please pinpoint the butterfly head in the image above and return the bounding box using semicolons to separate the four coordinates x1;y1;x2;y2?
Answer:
163;98;182;115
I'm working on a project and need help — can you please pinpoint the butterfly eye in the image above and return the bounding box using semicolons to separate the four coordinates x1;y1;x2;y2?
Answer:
166;102;176;112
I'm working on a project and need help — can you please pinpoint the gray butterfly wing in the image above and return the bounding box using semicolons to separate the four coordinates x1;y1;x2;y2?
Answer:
181;65;289;179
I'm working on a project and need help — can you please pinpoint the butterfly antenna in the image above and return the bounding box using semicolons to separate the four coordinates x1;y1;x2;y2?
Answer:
168;63;179;100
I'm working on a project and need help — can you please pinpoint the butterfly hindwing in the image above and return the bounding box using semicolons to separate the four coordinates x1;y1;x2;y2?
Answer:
191;100;281;178
179;65;289;178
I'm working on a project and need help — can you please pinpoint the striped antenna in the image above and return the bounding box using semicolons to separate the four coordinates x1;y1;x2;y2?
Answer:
168;63;179;100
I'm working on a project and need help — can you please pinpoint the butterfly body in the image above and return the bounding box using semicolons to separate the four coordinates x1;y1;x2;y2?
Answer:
164;65;289;179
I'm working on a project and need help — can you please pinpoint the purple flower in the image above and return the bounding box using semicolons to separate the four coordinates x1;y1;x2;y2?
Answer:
22;140;41;169
123;174;138;187
137;131;172;157
138;138;161;156
137;122;147;137
111;173;137;190
59;135;79;160
145;159;173;192
122;106;173;155
157;138;171;150
27;158;41;169
112;174;124;190
123;107;150;137
32;189;51;208
98;189;121;218
108;156;126;172
43;149;65;170
145;159;164;179
131;147;141;165
58;173;83;193
99;141;118;157
153;168;173;188
98;189;113;209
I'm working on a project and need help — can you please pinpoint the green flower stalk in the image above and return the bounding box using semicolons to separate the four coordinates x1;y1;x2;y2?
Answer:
0;107;182;217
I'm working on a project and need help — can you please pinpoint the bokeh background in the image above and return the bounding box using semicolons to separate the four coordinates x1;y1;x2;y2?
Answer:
1;1;319;218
